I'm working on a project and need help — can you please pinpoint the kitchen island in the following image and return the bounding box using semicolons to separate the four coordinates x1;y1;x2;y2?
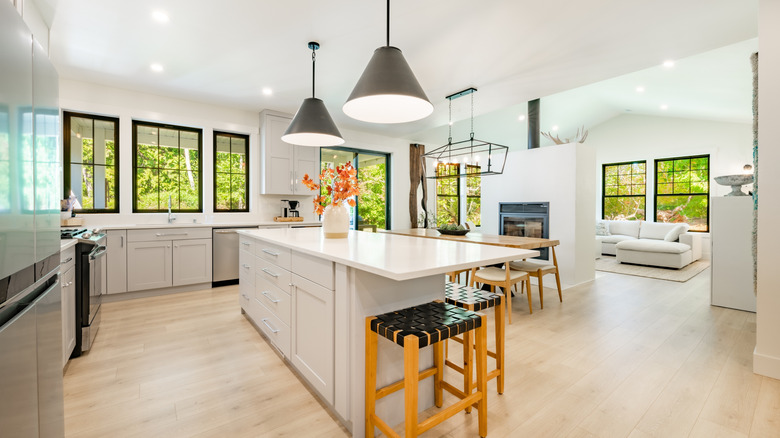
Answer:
237;228;538;437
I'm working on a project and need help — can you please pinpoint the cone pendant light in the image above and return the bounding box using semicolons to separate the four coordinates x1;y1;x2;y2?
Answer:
343;0;433;124
282;42;344;147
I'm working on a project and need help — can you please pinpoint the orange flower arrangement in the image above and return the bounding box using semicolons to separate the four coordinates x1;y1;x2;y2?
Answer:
302;161;360;215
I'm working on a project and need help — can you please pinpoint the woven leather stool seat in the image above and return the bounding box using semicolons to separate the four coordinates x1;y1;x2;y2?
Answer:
445;282;502;311
370;301;481;348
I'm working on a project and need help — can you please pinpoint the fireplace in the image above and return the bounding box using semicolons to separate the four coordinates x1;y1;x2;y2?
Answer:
499;202;549;260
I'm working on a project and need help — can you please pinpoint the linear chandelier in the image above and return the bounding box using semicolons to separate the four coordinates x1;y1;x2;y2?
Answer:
423;88;508;179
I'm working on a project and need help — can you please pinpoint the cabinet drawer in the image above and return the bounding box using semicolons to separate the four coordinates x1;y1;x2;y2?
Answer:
253;298;291;358
292;251;333;290
60;246;76;273
239;249;254;284
255;257;292;290
239;283;251;312
255;241;291;270
239;236;255;254
127;227;212;242
255;276;291;326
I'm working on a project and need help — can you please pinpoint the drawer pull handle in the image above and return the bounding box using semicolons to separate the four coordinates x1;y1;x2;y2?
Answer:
61;257;73;264
261;291;280;303
241;293;249;299
242;264;251;269
261;268;279;278
262;249;279;256
241;241;251;246
155;232;189;237
64;281;73;287
261;318;280;334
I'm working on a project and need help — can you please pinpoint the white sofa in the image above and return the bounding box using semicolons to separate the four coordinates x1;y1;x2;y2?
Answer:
596;220;703;269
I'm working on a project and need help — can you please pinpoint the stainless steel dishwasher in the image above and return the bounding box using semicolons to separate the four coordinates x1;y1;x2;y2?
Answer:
213;227;254;286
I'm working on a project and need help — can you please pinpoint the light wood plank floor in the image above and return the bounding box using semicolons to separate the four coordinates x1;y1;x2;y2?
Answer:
64;269;780;437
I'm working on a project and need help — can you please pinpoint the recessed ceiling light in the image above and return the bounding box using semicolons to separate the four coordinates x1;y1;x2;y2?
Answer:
551;125;559;131
660;104;668;110
635;86;645;93
262;88;273;96
150;63;164;72
518;114;526;121
152;10;169;23
662;60;675;68
448;121;453;126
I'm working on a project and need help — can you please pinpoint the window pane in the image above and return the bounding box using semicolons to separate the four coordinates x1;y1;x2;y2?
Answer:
605;186;618;196
215;172;230;210
673;159;690;172
137;144;157;168
691;157;708;170
605;176;618;186
604;197;645;220
159;128;178;149
466;197;481;226
657;161;672;173
159;145;178;170
81;138;94;164
231;173;246;211
656;195;708;231
105;166;116;209
180;171;199;210
633;184;646;195
657;183;673;195
231;138;247;173
136;168;159;210
80;164;94;209
605;166;617;177
436;196;458;226
159;170;179;209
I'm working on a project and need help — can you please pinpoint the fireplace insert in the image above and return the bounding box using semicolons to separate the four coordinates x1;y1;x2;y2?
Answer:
499;202;549;260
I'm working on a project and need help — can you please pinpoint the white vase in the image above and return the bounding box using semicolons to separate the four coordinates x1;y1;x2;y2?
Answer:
322;203;350;238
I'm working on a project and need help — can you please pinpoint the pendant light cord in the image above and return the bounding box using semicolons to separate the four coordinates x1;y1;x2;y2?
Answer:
448;98;452;145
386;0;390;46
470;92;475;139
311;48;316;98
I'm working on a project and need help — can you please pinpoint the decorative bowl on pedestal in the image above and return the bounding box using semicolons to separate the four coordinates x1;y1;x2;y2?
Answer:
714;174;754;196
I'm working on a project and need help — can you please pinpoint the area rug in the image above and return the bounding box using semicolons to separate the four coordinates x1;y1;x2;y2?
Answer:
595;257;710;282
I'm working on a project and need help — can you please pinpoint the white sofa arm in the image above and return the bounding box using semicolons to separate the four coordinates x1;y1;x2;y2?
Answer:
679;233;702;261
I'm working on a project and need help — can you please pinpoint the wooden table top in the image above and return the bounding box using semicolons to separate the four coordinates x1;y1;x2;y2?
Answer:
383;228;560;250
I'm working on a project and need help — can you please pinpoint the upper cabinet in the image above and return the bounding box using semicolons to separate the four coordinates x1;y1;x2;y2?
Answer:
260;111;319;195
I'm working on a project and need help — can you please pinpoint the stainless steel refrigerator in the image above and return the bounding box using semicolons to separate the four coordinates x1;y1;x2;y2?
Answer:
0;1;64;436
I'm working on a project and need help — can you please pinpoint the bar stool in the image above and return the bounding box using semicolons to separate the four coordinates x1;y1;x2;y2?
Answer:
444;282;506;404
508;260;562;309
366;301;488;438
470;261;531;323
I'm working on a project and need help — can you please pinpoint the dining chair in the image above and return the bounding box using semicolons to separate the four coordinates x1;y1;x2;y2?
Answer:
469;262;531;323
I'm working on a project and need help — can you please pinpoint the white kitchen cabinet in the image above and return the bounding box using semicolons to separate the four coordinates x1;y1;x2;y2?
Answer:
260;110;320;195
291;273;335;404
60;246;76;367
172;239;212;286
106;229;127;294
127;241;172;291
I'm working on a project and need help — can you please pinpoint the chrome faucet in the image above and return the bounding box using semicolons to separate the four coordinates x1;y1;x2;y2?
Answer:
168;195;176;224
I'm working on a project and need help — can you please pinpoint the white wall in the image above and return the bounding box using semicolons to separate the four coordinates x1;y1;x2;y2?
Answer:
481;142;596;289
755;0;780;380
59;79;412;228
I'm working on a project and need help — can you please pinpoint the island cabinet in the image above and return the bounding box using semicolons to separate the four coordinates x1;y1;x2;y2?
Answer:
126;228;212;292
260;111;319;195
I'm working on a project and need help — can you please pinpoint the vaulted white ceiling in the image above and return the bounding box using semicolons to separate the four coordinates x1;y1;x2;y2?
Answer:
43;0;758;137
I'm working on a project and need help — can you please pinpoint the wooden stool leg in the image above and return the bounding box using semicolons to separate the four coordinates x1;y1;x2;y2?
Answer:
404;335;419;438
475;315;488;438
555;270;563;302
526;278;533;314
538;271;544;309
434;340;443;408
365;318;378;438
495;296;505;394
463;329;473;413
504;285;512;324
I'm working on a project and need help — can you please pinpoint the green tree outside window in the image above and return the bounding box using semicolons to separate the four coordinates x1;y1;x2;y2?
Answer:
603;161;646;220
214;132;249;212
655;155;709;231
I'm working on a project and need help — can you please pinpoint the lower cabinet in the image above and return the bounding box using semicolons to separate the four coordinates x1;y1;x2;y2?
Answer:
60;246;76;368
291;273;334;404
127;241;172;291
172;239;212;286
106;230;127;294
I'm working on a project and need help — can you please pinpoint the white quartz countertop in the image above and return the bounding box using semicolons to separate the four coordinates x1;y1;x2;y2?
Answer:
238;228;539;281
63;221;322;231
60;239;78;251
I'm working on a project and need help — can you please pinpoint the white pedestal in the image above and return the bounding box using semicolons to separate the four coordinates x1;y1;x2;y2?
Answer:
711;196;756;312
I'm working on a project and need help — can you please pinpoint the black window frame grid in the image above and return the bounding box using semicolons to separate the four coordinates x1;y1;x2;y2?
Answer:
465;164;482;227
602;160;647;221
213;131;250;213
62;111;120;214
132;120;203;213
435;162;461;226
653;154;710;232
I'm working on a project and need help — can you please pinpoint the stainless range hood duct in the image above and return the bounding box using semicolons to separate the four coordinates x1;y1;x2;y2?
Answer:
528;98;540;149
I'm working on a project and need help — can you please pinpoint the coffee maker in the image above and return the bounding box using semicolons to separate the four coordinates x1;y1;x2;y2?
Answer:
281;200;300;217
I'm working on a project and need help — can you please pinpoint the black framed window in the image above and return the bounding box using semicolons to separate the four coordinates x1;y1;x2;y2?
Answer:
214;131;249;212
435;163;460;225
602;161;646;220
63;111;119;213
465;165;481;226
654;154;709;231
133;121;202;212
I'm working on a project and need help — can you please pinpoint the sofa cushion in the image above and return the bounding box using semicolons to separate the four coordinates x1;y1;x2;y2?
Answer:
639;221;678;240
616;239;691;254
664;224;689;242
595;220;610;236
598;235;637;244
607;220;641;238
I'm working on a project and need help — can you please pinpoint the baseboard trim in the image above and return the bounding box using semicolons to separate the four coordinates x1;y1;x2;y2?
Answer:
753;347;780;379
103;282;213;303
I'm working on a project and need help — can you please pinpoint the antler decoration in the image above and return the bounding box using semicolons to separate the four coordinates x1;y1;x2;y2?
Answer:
541;126;589;144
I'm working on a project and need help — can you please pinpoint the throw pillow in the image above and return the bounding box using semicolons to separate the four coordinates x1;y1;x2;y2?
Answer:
595;221;610;236
663;224;689;242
